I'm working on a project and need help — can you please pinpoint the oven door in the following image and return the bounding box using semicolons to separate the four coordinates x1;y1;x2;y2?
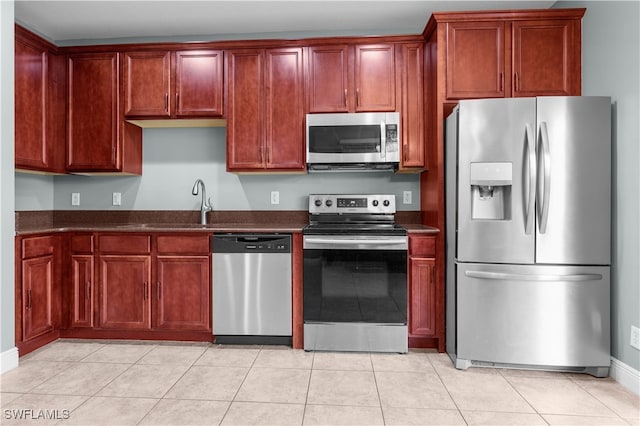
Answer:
303;234;408;352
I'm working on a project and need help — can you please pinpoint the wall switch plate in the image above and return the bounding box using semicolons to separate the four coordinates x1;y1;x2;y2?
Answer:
112;192;122;206
71;192;80;206
270;191;280;205
631;325;640;350
403;190;412;205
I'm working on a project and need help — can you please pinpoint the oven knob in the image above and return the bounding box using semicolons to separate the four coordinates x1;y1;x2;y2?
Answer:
325;199;333;207
314;199;322;207
383;200;390;207
372;200;379;207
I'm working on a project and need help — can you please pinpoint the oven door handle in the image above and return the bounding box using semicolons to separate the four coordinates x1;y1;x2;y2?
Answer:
304;237;408;250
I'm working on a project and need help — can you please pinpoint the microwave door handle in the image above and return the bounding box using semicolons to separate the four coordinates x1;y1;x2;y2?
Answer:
380;121;386;159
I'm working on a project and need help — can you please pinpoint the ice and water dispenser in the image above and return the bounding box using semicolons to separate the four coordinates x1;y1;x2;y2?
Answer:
470;162;512;220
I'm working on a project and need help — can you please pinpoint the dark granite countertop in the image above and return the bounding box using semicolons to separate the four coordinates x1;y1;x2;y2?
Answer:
15;210;438;236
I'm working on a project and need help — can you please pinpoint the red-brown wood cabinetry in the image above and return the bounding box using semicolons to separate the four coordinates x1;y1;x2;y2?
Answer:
155;235;211;331
70;234;94;328
444;13;582;100
408;235;443;350
14;26;66;174
67;52;142;174
97;235;152;329
16;235;61;355
123;50;223;118
397;42;425;170
226;48;305;172
307;43;395;113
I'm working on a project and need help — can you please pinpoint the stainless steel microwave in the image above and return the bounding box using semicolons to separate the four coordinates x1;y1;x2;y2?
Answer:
306;112;400;172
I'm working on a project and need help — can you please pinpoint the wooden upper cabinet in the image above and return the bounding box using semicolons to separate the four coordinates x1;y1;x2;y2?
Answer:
14;26;66;174
354;44;396;112
67;52;119;171
67;52;142;174
307;45;350;112
444;12;582;100
264;48;305;170
446;21;506;99
175;50;223;117
123;50;223;118
307;43;395;113
397;43;425;170
226;48;305;172
512;19;580;97
123;51;171;117
226;49;264;169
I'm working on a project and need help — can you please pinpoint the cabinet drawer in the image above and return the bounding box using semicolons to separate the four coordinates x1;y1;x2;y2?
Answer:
71;234;94;253
22;235;55;258
156;235;210;254
98;234;150;253
409;236;436;257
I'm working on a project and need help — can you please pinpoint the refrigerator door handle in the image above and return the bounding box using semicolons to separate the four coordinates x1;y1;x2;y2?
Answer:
538;121;552;234
524;123;536;235
465;270;603;282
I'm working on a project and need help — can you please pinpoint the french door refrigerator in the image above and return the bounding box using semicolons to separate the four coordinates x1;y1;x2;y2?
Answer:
445;96;611;377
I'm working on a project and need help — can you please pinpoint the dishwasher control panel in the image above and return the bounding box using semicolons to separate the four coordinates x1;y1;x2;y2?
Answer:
212;234;291;253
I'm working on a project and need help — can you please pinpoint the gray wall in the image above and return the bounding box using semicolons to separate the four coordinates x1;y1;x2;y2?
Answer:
16;127;420;212
1;0;16;355
555;1;640;371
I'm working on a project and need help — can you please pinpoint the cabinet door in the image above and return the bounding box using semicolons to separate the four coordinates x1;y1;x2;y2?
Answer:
354;44;396;112
307;45;350;112
175;50;224;117
123;51;171;117
15;36;47;170
265;48;305;170
71;255;94;328
156;256;210;331
22;256;54;341
446;21;506;99
67;52;120;171
512;19;580;97
409;257;436;337
98;255;151;329
226;49;264;170
398;43;425;170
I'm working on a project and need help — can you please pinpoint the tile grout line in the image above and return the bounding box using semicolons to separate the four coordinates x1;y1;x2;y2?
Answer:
424;353;470;425
218;345;263;425
498;369;551;425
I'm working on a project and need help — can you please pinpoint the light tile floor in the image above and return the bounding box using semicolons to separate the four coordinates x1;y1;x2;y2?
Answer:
1;340;638;425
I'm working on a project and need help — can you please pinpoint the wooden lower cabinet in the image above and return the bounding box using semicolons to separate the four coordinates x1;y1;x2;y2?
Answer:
63;232;212;340
22;255;55;340
70;254;93;328
408;234;444;351
98;255;152;329
16;235;61;355
155;256;210;330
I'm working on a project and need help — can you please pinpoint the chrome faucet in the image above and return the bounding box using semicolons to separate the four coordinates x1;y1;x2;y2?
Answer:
191;179;213;225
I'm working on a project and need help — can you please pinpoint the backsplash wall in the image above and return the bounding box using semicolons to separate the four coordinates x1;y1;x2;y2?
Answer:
16;127;420;211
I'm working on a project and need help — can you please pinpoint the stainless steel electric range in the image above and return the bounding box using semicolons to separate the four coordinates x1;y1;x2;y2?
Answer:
303;194;408;353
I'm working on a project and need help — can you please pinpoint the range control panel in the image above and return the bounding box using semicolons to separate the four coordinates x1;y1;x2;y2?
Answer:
309;194;396;214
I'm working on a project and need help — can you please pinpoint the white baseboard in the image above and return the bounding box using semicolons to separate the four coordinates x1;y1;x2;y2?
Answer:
610;356;640;395
0;347;19;374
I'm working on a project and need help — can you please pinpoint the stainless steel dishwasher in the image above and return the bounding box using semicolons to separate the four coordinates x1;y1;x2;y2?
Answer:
212;234;292;345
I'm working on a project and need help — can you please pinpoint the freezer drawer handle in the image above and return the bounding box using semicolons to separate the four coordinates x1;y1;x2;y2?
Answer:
538;122;552;234
524;123;536;235
465;270;603;282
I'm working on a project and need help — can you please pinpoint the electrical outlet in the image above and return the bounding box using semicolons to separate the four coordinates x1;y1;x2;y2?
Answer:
403;190;412;205
71;192;80;206
112;192;122;206
270;191;280;205
631;325;640;350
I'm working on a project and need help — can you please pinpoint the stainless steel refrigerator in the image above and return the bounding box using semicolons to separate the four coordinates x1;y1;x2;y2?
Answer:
445;96;611;377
